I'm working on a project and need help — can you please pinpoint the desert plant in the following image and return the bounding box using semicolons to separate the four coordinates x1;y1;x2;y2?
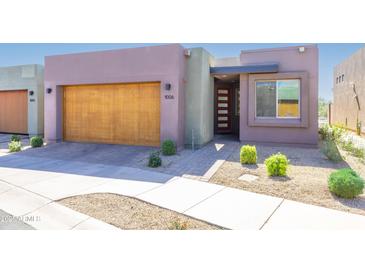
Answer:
319;124;345;142
169;219;188;230
10;135;21;142
321;139;343;162
339;139;355;152
240;145;257;164
161;139;176;156
264;152;289;177
356;120;362;136
148;151;162;168
8;141;22;153
30;136;44;148
318;124;331;140
351;147;365;159
331;125;346;142
328;168;364;198
339;139;365;159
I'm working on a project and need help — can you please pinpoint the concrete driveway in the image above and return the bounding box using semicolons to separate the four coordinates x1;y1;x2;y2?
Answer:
17;141;156;166
15;136;240;179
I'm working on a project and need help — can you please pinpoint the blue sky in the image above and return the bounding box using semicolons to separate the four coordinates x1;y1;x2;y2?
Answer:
0;43;363;100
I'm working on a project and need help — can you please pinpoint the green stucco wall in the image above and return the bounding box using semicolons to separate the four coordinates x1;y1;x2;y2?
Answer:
185;48;214;148
0;64;44;136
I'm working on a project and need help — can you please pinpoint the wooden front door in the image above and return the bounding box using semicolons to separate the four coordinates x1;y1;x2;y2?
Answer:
215;88;232;133
63;82;161;146
0;90;28;134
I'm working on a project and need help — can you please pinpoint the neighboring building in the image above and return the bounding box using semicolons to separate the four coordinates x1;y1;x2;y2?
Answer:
44;44;318;148
0;64;44;136
331;46;365;133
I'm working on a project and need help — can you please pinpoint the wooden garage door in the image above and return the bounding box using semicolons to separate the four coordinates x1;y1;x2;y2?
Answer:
0;90;28;134
63;82;160;146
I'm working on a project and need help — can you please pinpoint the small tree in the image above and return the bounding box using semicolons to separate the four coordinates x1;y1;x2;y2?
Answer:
318;97;328;118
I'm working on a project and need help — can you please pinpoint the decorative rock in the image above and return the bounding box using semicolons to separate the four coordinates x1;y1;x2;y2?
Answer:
238;174;258;183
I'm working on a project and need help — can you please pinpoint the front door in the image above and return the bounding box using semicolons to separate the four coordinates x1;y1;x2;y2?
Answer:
215;88;232;133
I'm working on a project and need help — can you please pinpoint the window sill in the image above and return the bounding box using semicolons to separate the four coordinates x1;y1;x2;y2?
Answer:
249;118;306;128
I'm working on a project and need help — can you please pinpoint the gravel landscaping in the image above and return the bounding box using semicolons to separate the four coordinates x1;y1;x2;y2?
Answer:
59;193;221;230
210;142;365;216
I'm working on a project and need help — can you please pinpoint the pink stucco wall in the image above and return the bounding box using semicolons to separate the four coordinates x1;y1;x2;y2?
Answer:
239;45;319;145
44;44;186;147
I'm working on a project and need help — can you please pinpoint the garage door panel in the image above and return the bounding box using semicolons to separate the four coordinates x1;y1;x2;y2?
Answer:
0;90;28;134
63;82;160;146
112;84;139;144
138;85;161;145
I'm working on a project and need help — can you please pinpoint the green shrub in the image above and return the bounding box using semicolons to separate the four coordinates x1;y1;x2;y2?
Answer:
148;151;162;168
319;124;345;142
328;168;364;198
331;125;345;141
321;139;343;162
161;139;176;156
30;136;44;148
264;153;289;177
318;124;331;140
240;145;257;164
8;141;22;153
10;135;21;142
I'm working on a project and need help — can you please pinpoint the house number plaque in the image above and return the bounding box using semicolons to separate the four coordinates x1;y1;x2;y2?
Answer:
165;95;174;99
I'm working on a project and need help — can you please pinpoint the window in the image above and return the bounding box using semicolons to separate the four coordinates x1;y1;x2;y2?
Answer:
277;80;300;118
336;77;338;84
255;79;300;118
256;81;276;117
342;74;344;82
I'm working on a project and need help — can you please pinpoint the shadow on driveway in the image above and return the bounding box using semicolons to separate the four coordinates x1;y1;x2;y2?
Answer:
0;136;240;180
0;143;173;184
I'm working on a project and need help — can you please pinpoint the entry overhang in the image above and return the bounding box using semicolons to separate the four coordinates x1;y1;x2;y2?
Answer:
210;63;279;74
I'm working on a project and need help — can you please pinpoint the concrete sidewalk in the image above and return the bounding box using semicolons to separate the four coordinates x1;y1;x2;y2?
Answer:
0;178;119;230
0;210;34;230
1;154;365;229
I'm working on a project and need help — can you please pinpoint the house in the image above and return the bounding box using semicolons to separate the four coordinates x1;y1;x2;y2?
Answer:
44;44;318;148
331;46;365;133
0;64;44;136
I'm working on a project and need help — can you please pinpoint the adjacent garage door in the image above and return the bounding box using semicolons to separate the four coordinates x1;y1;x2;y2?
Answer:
0;90;28;134
63;82;160;146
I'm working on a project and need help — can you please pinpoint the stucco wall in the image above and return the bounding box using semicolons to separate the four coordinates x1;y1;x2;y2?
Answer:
44;44;187;147
0;64;44;136
185;48;215;148
332;46;365;132
239;45;319;145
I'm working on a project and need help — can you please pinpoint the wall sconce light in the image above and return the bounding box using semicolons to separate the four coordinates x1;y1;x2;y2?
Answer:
165;83;171;91
47;88;52;94
298;46;305;53
29;90;34;96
